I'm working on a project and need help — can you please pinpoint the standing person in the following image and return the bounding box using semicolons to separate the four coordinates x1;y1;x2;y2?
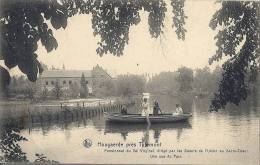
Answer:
141;98;151;125
173;104;183;116
121;105;127;115
153;100;162;116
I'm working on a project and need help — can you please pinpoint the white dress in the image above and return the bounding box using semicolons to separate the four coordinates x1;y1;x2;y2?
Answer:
173;107;183;116
141;102;150;117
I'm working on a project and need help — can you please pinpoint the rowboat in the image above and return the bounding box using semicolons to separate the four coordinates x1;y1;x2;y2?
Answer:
105;113;192;123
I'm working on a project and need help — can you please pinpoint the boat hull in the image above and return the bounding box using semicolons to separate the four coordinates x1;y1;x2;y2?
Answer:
105;113;192;123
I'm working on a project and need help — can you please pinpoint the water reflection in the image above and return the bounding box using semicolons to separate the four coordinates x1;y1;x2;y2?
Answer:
104;121;192;142
154;129;160;143
142;125;150;147
0;120;59;163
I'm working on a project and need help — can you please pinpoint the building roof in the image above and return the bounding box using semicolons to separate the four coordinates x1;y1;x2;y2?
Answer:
41;70;92;78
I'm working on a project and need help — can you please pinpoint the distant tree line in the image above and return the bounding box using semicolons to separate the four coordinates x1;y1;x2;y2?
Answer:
6;75;38;100
3;64;258;103
115;75;146;97
147;66;223;97
93;74;146;97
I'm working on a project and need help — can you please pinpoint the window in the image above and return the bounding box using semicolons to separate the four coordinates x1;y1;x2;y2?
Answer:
51;81;54;85
69;81;72;85
63;80;66;84
45;81;48;85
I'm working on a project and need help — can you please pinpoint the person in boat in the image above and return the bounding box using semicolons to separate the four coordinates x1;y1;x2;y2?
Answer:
153;100;162;116
141;98;151;125
173;104;183;116
121;105;127;115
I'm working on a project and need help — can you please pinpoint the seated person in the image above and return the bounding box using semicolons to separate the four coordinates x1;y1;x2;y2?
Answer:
121;105;127;115
173;104;183;116
153;100;162;115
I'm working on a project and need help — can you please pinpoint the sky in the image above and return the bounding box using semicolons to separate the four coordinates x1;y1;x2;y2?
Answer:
3;0;222;77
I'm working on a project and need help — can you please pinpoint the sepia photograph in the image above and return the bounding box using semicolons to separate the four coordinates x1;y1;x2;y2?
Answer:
0;0;259;164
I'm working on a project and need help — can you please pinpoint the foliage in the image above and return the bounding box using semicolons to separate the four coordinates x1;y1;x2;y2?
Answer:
7;75;38;99
116;74;146;96
0;66;10;97
0;123;28;162
25;81;38;99
52;81;62;99
170;0;187;40
209;1;260;111
40;62;48;71
80;73;88;98
0;121;59;163
193;66;222;95
193;67;211;93
0;0;62;81
68;82;80;98
176;66;193;92
34;153;59;164
146;71;179;95
91;0;167;55
94;78;116;97
41;86;48;100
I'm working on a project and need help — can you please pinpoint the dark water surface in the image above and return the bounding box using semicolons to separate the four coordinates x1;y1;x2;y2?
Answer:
3;95;260;164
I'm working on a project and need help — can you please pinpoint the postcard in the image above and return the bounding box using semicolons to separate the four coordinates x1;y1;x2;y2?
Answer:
0;0;259;164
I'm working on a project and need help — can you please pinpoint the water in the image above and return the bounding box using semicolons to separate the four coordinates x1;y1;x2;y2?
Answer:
2;95;260;164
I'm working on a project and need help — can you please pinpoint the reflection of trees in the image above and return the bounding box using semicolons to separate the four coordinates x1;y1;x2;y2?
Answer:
177;67;194;93
153;129;161;143
179;94;193;114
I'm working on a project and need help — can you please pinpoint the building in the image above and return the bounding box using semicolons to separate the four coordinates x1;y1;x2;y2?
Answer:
38;65;112;94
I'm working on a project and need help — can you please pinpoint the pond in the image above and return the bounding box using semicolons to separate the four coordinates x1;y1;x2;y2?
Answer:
1;95;259;164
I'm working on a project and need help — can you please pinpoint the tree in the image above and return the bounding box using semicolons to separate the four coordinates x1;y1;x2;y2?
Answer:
25;81;37;100
0;66;10;97
52;81;62;99
41;86;48;100
94;79;116;97
116;74;146;96
193;67;211;93
80;73;88;98
146;71;179;95
68;82;80;98
176;67;193;92
0;125;28;162
40;62;48;71
209;1;259;111
7;75;29;98
211;65;223;92
192;66;223;97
